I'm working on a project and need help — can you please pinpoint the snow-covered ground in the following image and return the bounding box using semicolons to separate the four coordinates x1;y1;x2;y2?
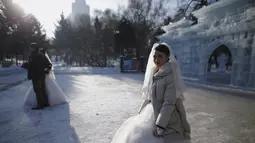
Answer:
0;73;143;143
0;64;120;76
0;71;255;143
0;66;120;92
0;66;21;72
0;66;26;76
0;73;27;91
54;67;120;75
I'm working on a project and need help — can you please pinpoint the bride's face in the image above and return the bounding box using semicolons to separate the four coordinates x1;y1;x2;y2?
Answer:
153;51;168;68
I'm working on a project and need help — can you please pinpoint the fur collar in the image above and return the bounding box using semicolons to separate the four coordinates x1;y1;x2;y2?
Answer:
153;62;172;80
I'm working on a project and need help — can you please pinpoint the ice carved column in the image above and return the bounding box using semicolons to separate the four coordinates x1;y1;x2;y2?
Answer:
230;41;237;85
230;63;238;85
198;44;207;82
248;38;255;88
230;46;242;86
235;48;245;86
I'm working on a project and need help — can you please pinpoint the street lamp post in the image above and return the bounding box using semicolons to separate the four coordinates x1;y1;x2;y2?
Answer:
114;30;125;72
114;30;121;54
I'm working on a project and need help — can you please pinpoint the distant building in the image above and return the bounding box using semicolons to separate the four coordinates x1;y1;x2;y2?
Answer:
70;0;90;26
72;0;90;17
158;0;255;88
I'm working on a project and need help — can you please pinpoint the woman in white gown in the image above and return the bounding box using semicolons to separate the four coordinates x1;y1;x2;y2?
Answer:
24;51;68;107
111;43;191;143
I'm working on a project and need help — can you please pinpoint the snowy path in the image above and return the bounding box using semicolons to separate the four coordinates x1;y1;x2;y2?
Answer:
0;73;27;92
0;73;255;143
0;67;25;76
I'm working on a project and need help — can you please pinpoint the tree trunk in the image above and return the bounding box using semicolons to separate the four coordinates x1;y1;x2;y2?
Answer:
79;55;82;66
22;54;25;63
16;54;18;66
103;49;107;67
11;56;14;65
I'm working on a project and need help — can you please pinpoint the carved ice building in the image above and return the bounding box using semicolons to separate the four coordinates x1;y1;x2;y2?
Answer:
158;0;255;87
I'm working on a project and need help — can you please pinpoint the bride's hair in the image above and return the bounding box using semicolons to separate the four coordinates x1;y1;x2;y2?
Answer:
155;44;170;57
155;44;170;62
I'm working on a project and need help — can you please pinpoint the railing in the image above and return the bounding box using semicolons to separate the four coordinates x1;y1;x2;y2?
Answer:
120;56;146;73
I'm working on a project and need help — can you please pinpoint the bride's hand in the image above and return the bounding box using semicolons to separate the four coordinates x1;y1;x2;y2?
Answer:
153;128;161;138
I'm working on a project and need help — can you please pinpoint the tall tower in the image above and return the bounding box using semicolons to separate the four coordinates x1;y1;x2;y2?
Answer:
72;0;90;17
71;0;90;26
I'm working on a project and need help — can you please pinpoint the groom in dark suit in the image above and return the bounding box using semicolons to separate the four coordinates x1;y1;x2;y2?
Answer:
22;43;52;110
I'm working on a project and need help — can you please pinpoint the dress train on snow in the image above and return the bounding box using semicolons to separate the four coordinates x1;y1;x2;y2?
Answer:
24;74;68;107
111;103;164;143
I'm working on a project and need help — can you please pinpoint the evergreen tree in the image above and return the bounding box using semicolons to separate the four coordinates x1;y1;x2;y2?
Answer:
52;12;73;61
0;0;49;65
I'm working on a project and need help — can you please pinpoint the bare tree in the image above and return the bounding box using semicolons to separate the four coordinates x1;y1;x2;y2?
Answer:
121;0;168;57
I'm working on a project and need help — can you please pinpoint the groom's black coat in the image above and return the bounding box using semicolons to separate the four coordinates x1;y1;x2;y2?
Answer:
27;50;52;80
22;49;52;108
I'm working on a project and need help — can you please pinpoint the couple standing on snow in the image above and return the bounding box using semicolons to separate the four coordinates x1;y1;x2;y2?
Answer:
22;42;67;110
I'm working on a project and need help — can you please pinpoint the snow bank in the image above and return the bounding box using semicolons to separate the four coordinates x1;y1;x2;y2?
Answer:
161;18;193;32
158;0;255;43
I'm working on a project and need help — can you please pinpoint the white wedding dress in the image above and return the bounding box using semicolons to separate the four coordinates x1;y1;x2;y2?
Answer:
24;71;68;107
111;103;164;143
111;43;191;143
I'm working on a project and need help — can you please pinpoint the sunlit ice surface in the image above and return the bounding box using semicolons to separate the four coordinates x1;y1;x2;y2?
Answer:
0;67;255;142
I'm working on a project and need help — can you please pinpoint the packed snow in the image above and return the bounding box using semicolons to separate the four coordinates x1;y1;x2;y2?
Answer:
0;73;26;91
0;66;26;76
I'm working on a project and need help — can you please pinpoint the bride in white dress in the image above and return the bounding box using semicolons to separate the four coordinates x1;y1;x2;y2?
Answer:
111;43;191;143
24;51;68;107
